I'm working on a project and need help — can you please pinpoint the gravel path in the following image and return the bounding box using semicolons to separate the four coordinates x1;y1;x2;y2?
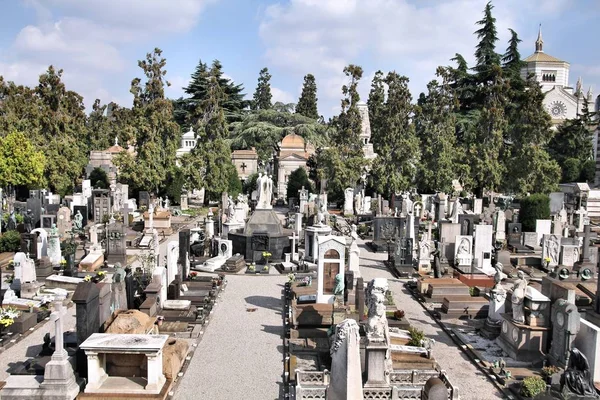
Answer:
357;240;503;400
0;305;77;381
175;274;286;400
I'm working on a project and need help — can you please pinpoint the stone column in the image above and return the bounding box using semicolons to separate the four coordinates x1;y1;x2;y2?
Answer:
364;340;389;387
145;352;166;393
85;352;104;391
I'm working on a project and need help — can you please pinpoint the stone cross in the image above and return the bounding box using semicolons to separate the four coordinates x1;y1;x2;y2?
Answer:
51;296;68;357
121;204;133;227
240;162;247;173
44;191;55;205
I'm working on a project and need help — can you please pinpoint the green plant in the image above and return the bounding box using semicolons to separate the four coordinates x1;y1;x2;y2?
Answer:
406;327;425;347
384;290;395;306
248;264;256;272
541;365;559;377
262;265;269;271
4;274;14;284
519;194;550;232
469;287;476;296
0;231;22;253
520;376;546;398
0;306;21;327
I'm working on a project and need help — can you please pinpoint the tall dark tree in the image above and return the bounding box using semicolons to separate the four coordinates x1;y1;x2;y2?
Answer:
370;72;418;197
87;99;119;151
252;67;272;110
295;74;319;119
114;48;180;193
315;65;367;199
473;1;501;86
415;68;462;193
174;59;248;127
181;61;235;200
367;70;386;146
502;28;524;78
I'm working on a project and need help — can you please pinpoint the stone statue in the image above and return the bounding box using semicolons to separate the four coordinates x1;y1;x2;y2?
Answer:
7;210;16;231
511;270;527;324
49;223;58;237
561;348;597;397
333;272;345;296
316;201;326;225
23;209;33;233
158;197;164;209
227;196;235;221
164;196;170;209
73;210;83;231
365;278;389;340
256;172;263;202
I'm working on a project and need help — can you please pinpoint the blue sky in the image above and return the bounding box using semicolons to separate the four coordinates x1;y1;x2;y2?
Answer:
1;0;599;118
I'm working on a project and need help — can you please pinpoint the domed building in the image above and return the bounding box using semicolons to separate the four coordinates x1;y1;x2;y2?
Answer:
275;133;315;200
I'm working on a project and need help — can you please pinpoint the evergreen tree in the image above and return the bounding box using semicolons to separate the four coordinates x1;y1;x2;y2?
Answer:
252;67;272;110
181;61;234;201
370;72;419;197
87;99;121;151
473;2;501;86
548;98;595;182
367;70;386;146
415;68;462;193
316;65;367;199
502;29;524;78
114;48;180;193
173;59;248;126
286;167;313;200
35;66;89;195
295;74;319;119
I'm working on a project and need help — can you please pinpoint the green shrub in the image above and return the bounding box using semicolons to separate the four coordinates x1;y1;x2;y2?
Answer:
406;327;425;347
0;231;22;253
520;376;546;398
519;194;550;232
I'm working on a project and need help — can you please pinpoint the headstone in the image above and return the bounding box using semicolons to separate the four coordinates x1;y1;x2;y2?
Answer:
73;282;100;345
327;319;363;400
97;283;112;328
542;234;561;267
473;198;483;215
139;191;150;210
93;189;111;222
549;299;580;368
507;223;522;247
166;241;179;285
573;319;600;384
550;192;565;214
560;245;579;267
56;206;72;236
473;224;493;272
73;205;88;229
523;232;539;249
458;214;476;236
47;226;61;265
153;266;168;309
111;267;128;313
180;194;189;211
105;222;126;265
536;219;552;246
26;197;42;228
344;188;354;216
179;229;191;279
455;235;473;269
495;210;506;242
423;377;448;400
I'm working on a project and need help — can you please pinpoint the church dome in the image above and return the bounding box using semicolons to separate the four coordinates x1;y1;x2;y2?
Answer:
281;133;305;149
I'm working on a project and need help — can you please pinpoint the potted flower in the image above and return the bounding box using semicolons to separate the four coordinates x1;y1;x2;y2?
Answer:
247;263;256;273
543;257;551;269
541;365;559;384
287;273;295;283
0;306;21;332
190;272;198;281
261;265;270;274
262;251;272;265
83;275;93;282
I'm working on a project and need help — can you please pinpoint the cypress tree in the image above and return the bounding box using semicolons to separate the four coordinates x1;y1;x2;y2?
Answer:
295;74;319;119
367;70;386;148
252;67;273;110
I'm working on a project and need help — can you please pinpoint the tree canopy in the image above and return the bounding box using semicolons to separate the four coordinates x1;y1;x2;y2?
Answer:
295;74;319;120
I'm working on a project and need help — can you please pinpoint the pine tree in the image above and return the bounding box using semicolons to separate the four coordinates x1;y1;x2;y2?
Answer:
114;48;180;193
370;72;419;197
367;70;386;147
473;2;501;86
252;67;273;110
316;65;368;199
295;74;319;119
182;61;235;200
174;59;248;127
502;29;524;78
415;68;462;193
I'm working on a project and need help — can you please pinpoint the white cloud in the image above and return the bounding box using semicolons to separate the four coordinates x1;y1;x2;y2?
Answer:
259;0;572;116
272;87;295;104
0;0;217;109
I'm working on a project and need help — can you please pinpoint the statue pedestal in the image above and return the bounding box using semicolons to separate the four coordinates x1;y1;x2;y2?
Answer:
364;339;389;388
496;314;549;363
222;221;244;238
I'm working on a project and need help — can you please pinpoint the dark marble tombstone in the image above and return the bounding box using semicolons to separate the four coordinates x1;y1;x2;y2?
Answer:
41;214;56;229
139;191;150;210
125;266;135;309
458;214;477;236
370;216;407;252
73;281;100;379
45;204;60;215
507;223;522;246
105;222;127;265
393;237;414;276
73;205;88;229
93;189;111;223
20;232;37;260
179;229;191;279
26;198;41;228
356;277;365;321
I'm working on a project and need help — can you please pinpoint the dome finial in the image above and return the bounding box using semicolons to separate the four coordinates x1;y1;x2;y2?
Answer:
535;24;543;52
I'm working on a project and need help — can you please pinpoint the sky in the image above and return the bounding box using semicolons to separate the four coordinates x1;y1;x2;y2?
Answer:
1;0;599;118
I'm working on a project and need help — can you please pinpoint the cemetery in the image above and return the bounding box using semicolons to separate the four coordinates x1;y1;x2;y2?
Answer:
2;2;600;400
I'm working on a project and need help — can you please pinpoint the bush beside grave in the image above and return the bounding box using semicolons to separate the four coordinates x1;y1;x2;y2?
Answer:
520;376;546;398
0;231;22;253
519;194;550;232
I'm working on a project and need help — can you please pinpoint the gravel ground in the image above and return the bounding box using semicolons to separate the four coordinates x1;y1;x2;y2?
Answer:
357;240;503;400
175;274;286;400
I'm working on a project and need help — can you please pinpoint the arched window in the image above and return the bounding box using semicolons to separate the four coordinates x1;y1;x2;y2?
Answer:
324;249;339;259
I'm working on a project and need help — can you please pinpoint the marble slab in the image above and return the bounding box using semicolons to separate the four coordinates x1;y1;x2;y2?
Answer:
162;300;191;310
80;333;169;352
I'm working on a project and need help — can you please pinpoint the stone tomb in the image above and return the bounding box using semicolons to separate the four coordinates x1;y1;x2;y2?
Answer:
105;222;127;265
316;235;346;304
523;232;540;250
80;333;169;395
542;234;561;268
560;244;579;267
438;222;461;263
454;235;473;270
473;224;493;273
